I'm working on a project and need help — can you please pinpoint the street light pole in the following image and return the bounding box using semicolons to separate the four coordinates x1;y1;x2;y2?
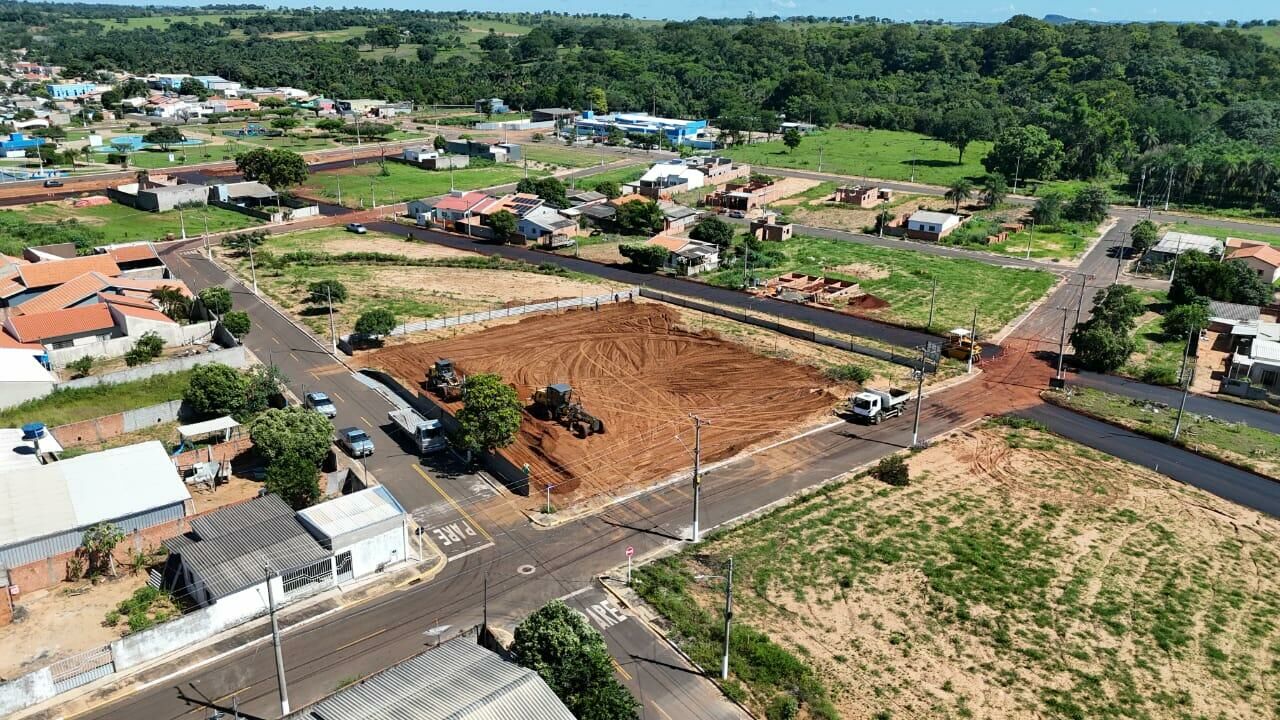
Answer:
247;237;259;295
966;307;978;374
926;278;937;331
1024;221;1034;260
690;415;708;543
721;556;733;681
910;345;927;448
1172;327;1197;441
1057;306;1070;380
264;567;290;716
1114;230;1128;283
326;285;337;353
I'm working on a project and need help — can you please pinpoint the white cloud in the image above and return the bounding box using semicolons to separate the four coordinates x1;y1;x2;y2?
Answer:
771;0;797;8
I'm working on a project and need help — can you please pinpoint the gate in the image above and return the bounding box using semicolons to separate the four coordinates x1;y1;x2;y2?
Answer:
49;645;115;693
335;551;354;584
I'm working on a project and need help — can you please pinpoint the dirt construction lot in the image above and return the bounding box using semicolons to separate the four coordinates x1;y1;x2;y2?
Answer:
366;303;843;501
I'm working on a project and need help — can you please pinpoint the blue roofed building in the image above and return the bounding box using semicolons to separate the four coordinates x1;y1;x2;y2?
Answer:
575;111;709;146
0;133;45;159
45;82;96;99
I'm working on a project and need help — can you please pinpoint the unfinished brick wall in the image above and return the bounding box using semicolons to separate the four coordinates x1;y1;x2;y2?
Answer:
54;414;126;448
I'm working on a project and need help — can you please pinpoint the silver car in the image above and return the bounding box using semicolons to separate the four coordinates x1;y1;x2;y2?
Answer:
304;391;337;418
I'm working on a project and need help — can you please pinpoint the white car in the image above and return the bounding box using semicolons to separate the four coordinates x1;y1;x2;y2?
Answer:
304;391;337;418
346;223;368;234
727;209;746;219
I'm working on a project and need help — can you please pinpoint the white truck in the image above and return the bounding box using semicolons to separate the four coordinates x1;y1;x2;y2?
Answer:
848;388;912;424
388;408;448;454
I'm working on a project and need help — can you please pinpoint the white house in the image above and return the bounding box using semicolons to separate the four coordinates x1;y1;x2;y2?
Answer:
0;348;55;410
518;206;578;245
1227;244;1280;284
638;159;705;198
296;486;409;583
906;210;962;239
648;234;720;276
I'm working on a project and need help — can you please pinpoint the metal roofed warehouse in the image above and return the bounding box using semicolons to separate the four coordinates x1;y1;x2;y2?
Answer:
0;441;191;570
287;635;574;720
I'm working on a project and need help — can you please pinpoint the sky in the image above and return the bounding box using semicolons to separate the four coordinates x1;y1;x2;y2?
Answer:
90;0;1276;23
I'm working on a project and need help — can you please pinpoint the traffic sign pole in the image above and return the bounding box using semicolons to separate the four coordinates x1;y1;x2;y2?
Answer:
625;545;634;586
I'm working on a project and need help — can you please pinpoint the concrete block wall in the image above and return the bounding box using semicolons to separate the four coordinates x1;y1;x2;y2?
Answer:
0;667;55;717
52;399;183;449
57;344;247;390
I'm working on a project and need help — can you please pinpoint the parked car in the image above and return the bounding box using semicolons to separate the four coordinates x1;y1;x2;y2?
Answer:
727;209;746;219
303;391;338;418
346;222;367;234
43;179;63;188
337;426;374;458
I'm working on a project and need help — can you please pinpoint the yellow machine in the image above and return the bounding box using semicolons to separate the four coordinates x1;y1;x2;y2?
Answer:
943;328;981;361
530;383;605;437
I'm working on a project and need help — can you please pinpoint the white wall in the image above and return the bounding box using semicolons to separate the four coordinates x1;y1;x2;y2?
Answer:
47;319;216;366
342;523;407;580
0;378;56;409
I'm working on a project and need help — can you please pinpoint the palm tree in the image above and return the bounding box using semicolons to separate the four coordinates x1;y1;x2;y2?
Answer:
1140;126;1161;152
944;179;973;212
150;286;190;321
980;173;1008;208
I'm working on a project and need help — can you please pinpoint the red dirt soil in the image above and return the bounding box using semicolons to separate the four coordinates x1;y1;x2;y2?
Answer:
366;303;842;501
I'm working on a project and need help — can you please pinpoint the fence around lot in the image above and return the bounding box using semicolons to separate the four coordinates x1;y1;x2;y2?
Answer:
338;288;640;354
638;288;937;373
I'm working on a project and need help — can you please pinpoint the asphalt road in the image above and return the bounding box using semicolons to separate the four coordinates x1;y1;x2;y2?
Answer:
1072;371;1280;435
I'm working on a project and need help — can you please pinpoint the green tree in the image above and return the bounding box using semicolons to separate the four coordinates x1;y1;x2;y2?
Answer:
270;117;300;132
150;285;191;321
516;177;568;208
982;125;1064;182
1170;252;1272;306
222;310;251;339
587;86;608;114
1089;285;1144;334
177;77;209;99
1070;324;1135;372
614;199;665;235
1066;185;1110;223
782;127;802;153
265;449;322;509
433;134;448;151
234;147;308;190
689;216;734;249
619;243;669;272
124;332;164;367
1032;191;1065;228
944;179;973;212
184;362;247;418
259;96;286;109
872;454;910;487
306;279;348;305
592;180;621;199
316;118;346;133
66;355;95;379
979;173;1008;208
488;209;518;240
198;286;232;315
456;373;521;453
1129;220;1157;253
1162;299;1210;340
250;406;333;466
354;308;397;336
142;125;185;151
512;600;640;720
933;107;993;164
81;522;125;577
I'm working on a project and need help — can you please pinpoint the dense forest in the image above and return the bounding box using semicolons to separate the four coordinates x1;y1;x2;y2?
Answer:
5;3;1280;212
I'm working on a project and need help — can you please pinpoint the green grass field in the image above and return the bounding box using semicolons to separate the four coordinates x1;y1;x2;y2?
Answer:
1242;25;1280;48
577;165;645;191
0;371;193;428
703;235;1055;335
69;12;249;30
521;144;602;169
1049;386;1280;478
634;419;1280;719
726;128;993;187
300;161;536;207
1162;221;1280;248
1119;292;1188;386
10;202;261;245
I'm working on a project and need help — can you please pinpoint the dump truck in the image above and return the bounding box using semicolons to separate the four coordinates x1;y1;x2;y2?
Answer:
943;328;981;361
426;358;464;401
847;387;912;424
388;407;448;454
530;383;605;437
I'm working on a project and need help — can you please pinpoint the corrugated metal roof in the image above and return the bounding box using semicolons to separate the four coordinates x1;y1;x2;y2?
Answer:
1154;231;1221;255
297;487;405;542
290;636;575;720
0;441;190;550
172;494;330;600
1208;300;1261;325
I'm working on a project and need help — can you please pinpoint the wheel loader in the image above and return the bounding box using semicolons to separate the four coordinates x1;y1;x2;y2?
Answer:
426;358;465;401
530;383;605;437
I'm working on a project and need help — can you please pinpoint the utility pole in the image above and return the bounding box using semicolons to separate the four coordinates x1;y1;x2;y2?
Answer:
247;237;258;296
1073;274;1090;330
690;415;709;543
326;284;337;353
910;345;927;448
1024;221;1034;260
1012;154;1021;194
545;482;553;515
966;307;978;374
369;178;376;208
483;572;489;633
449;164;455;192
1135;166;1147;209
264;567;290;716
1172;327;1196;441
1163;166;1174;212
1056;306;1070;380
817;145;824;173
178;206;187;240
926;278;937;332
1114;231;1128;283
202;214;211;260
721;556;733;681
335;175;342;205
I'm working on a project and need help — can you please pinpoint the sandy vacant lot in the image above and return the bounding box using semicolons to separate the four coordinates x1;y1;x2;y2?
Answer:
367;303;846;501
643;422;1280;720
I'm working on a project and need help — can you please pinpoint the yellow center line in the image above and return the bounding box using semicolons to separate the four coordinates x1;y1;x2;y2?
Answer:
289;352;301;363
331;391;345;403
360;416;372;428
331;626;388;655
611;657;633;681
412;464;495;544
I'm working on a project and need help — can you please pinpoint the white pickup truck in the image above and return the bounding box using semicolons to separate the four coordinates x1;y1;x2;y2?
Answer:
848;388;912;424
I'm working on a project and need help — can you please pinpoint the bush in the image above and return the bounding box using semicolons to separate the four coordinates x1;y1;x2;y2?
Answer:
123;332;164;367
222;310;251;339
354;308;397;336
767;695;800;720
1140;363;1179;386
824;364;871;383
619;243;668;272
66;355;95;378
872;455;910;486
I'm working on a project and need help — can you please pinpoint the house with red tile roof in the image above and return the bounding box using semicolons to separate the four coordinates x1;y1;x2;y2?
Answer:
4;304;118;348
1227;243;1280;284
